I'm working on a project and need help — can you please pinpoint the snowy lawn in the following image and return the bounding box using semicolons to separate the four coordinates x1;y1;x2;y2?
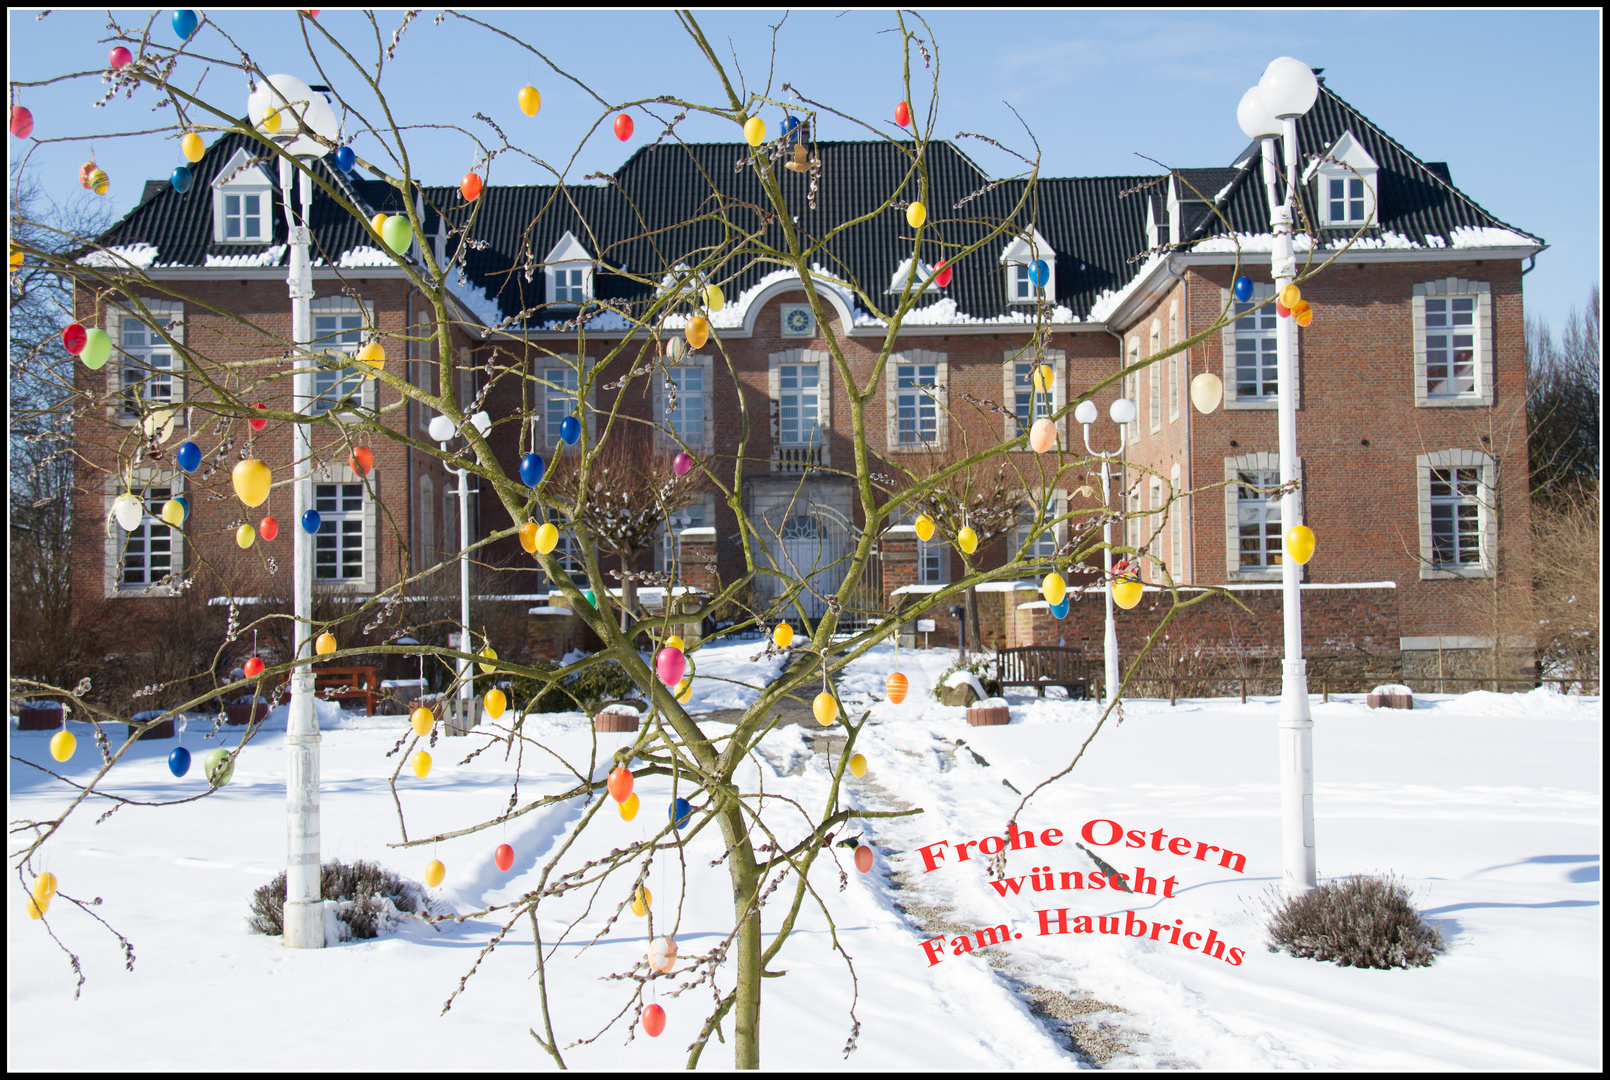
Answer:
7;641;1601;1070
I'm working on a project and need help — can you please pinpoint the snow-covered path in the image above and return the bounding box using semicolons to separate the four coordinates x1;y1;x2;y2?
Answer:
8;642;1601;1070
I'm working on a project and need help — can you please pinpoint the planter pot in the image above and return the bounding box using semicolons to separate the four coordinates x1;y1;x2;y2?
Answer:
966;705;1011;727
127;710;176;741
1367;692;1414;710
593;699;646;733
226;700;270;726
18;704;64;730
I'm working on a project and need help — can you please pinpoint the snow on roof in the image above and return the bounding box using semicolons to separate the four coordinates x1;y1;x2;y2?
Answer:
852;295;1080;328
77;243;160;269
204;245;286;268
335;245;396;268
1087;250;1166;323
446;268;506;331
1448;225;1537;248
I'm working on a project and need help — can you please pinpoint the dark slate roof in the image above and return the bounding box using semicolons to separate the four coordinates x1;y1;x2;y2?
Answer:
1185;81;1543;250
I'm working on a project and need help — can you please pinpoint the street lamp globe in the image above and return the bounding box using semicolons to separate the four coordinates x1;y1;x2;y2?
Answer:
1109;397;1137;425
1257;57;1319;120
428;415;456;443
1237;86;1282;139
248;74;339;158
1074;400;1098;426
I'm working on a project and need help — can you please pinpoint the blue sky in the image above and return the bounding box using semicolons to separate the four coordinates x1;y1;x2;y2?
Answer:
9;8;1600;331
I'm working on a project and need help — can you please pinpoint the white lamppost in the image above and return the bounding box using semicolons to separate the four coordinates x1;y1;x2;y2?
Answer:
1239;57;1320;897
248;73;338;950
1076;396;1136;707
429;410;490;736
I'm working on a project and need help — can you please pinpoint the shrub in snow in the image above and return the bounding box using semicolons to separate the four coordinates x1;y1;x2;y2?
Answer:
1263;873;1444;969
249;859;424;939
508;657;635;713
932;654;1001;701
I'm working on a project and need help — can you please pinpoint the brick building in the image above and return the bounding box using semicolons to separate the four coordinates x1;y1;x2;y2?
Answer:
70;73;1542;680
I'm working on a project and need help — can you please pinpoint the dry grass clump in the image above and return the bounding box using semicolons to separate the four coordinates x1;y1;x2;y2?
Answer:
249;859;423;940
1263;873;1445;969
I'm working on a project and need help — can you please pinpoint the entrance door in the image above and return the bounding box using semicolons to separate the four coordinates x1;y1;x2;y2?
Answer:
779;514;829;618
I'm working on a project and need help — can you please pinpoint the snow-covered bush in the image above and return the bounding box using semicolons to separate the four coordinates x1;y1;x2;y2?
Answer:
249;859;424;939
931;654;1000;701
1263;873;1444;969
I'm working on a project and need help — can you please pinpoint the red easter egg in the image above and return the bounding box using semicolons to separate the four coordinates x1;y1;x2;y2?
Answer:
10;106;33;140
259;515;279;541
854;845;874;873
494;843;514;872
109;46;133;68
62;323;88;355
460;171;483;201
350;445;374;476
607;766;634;803
79;161;98;189
885;671;909;704
613;113;633;141
243;657;265;679
642;1003;666;1037
249;403;268;431
933;261;952;288
1275;299;1291;319
894;100;911;127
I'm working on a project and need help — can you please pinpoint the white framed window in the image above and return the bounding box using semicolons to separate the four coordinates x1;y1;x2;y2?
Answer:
1234;287;1277;400
211;148;274;245
918;532;946;585
887;350;947;451
418;474;435;571
1011;494;1063;569
1413;279;1492;407
1416;449;1497;579
1309;131;1379;229
1126;487;1143;557
1148;477;1164;578
314;482;367;583
552;268;586;303
1329;176;1366;224
544;231;593;307
1011;264;1035;302
1221;451;1301;580
1002;350;1065;440
311;297;374;414
104;475;184;595
110;300;184;422
779;364;820;444
1169;463;1183;583
534;355;594;447
655;353;715;454
1149;321;1162;432
769;350;831;470
1125;338;1141;441
1168;299;1181;422
999;227;1056;306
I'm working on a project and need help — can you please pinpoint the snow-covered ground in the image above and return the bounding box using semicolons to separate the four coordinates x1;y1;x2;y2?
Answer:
8;640;1601;1070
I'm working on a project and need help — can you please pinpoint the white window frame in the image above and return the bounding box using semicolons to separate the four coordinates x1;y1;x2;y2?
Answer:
1169;463;1184;583
211;148;274;245
768;349;831;470
1125;338;1141;441
107;299;185;425
654;351;716;454
534;354;597;447
886;350;947;451
1307;131;1379;229
1416;449;1497;579
1003;350;1066;441
1222;452;1304;581
1220;280;1278;407
1126;486;1143;560
418;474;435;572
544;231;594;307
999;226;1056;306
1148;321;1162;432
1168;300;1181;422
1148;476;1164;579
312;479;378;591
103;471;184;597
1413;279;1493;408
310;296;376;414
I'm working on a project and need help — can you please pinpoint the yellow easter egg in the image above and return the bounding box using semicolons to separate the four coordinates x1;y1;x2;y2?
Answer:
743;116;766;147
517;85;541;116
676;678;693;703
27;894;48;919
664;636;684;653
630;885;652;916
686;315;710;351
181;132;205;162
410;707;433;737
236;523;256;549
848;753;867;778
485;688;506;719
772;623;793;649
519;520;539;553
619;792;640;821
914;514;935;542
49;730;75;763
1042;572;1066;606
906;201;927;228
812;691;838;727
160;498;186;527
412;751;431;778
1285;525;1316;565
33;872;58;901
357;338;385;377
262;107;282;134
478;645;498;674
1112;577;1144;610
1280;283;1301;309
957;527;978;555
231;458;272;508
1032;363;1055;392
315;632;336;655
703;283;724;312
371;212;388;235
534;522;559;554
424;859;445;888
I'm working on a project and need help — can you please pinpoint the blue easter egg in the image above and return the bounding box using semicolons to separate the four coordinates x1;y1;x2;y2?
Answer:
1233;276;1253;302
335;146;355;173
172;9;198;41
782;115;801;142
301;509;322;535
176;440;201;471
669;797;692;829
519;452;546;487
558;415;580;446
1050;597;1070;620
174;495;190;522
168;746;191;777
1029;259;1049;288
170;165;193;193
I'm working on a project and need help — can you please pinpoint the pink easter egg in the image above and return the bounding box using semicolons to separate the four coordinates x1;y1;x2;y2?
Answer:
672;452;694;476
656;647;686;687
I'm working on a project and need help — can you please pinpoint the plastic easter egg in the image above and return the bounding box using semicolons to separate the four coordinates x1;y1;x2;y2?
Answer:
812;692;838;727
582;589;596;607
262;108;282;135
174;496;190;523
1275;298;1291;319
160;498;186;527
676;678;693;703
478;645;498;674
259;515;279;541
371;212;388;234
854;845;874;873
518;520;539;553
685;315;710;351
1112;577;1144;610
62;323;87;355
1295;306;1314;328
1050;596;1070;619
302;509;322;534
642;1003;666;1037
175;440;201;471
170;165;193;194
172;9;199;41
485;688;506;719
782;115;801;142
243;657;265;679
518;86;541;117
350;446;374;476
50;730;76;763
113;493;144;532
111;46;134;70
80;328;112;369
249;403;269;431
335;146;355;173
894;100;911;127
381;215;412;255
315;632;336;656
357;338;385;377
914;514;936;542
772;623;793;649
885;672;908;704
619;792;640;821
906;201;927;229
664;636;684;653
703;283;725;312
236;523;256;549
1029;417;1057;454
89;169;110;196
743;116;766;147
849;752;868;778
232;459;271;507
558;415;580;446
1280;283;1301;309
412;751;431;778
534;522;558;554
1033;363;1055;392
1042;572;1066;606
494;843;514;872
1190;371;1223;414
607;765;634;803
630;885;652;917
672;452;694;477
27;894;48;919
668;798;691;829
202;747;234;787
519;453;546;488
1233;276;1254;303
613;113;634;141
932;260;953;288
78;162;98;189
33;872;58;901
957;527;978;555
1028;259;1049;288
1285;525;1316;565
410;707;433;737
11;105;34;139
424;860;445;888
460;171;483;202
656;647;686;687
168;746;191;777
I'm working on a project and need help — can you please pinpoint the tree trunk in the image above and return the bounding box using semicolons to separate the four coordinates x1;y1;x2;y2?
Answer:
620;547;638;635
965;584;982;656
721;800;762;1067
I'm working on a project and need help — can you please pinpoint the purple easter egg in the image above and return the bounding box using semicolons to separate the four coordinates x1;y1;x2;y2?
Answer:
672;452;694;477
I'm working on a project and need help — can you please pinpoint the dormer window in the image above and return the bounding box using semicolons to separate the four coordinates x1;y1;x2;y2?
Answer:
887;256;940;295
1307;130;1379;228
544;231;593;307
211;148;275;245
999;226;1056;306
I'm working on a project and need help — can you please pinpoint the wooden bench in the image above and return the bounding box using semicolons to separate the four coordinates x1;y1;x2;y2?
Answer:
281;665;380;715
996;647;1093;700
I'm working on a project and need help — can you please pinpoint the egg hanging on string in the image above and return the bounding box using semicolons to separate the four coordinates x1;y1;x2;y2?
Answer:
259;516;279;541
854;845;874;873
243;657;265;679
460;172;483;202
357;339;385;377
89;168;110;196
172;9;199;40
894;100;911;127
1112;575;1144;610
668;798;692;829
642;1003;666;1037
10;106;34;139
619;792;640;821
932;260;953;288
316;632;336;655
110;46;134;70
494;843;514;872
672;452;694;477
410;707;433;737
1190;372;1223;414
518;520;539;553
849;752;867;777
202;747;234;787
176;440;201;471
906;201;927;229
1233;276;1254;303
181;133;205;163
232;459;272;507
607;766;634;803
113;493;144;532
613;113;633;141
703;283;725;312
62;323;88;355
914;514;936;542
170;165;193;194
334;146;355;173
350;446;374;477
381;215;412;255
412;751;431;778
79;328;112;369
1285;525;1316;565
885;671;908;704
772;623;793;649
484;688;506;719
656;647;686;687
33;872;58;901
685;315;710;351
249;403;269;431
558;415;580;446
518;86;541;116
630;885;652;917
236;523;256;549
956;527;978;555
1049;596;1070;620
160;498;186;527
742;116;766;147
49;730;76;763
424;860;445;888
1042;572;1066;606
649;935;678;971
534;522;558;554
302;509;322;534
478;646;498;674
812;692;838;727
519;453;546;487
168;746;191;777
1029;417;1057;454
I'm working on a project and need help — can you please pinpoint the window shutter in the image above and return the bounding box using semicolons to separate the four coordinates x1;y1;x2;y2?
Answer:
810;349;831;467
1475;284;1494;407
886;351;902;450
104;304;124;421
161;302;187;427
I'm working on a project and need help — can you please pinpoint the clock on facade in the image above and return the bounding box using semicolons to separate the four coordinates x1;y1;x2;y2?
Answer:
781;303;814;336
